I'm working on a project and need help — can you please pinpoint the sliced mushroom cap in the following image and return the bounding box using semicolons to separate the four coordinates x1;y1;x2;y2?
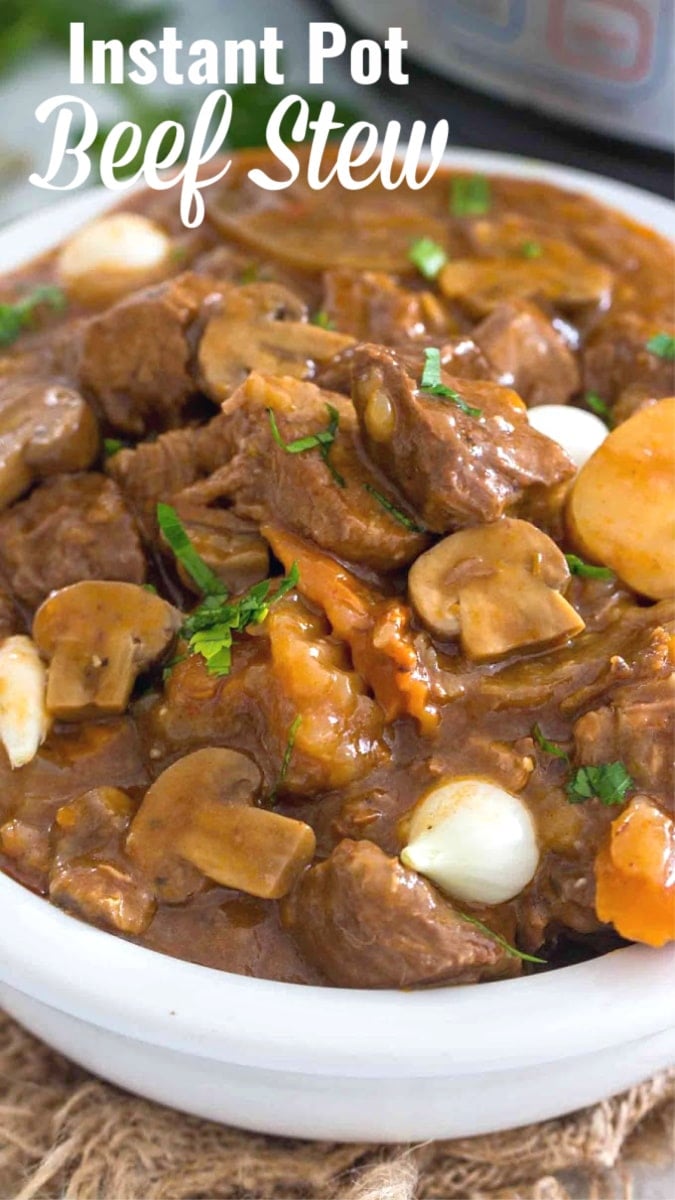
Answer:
126;747;316;902
409;517;585;660
33;581;181;720
198;282;354;400
169;500;269;596
57;212;173;308
0;377;99;510
439;240;613;318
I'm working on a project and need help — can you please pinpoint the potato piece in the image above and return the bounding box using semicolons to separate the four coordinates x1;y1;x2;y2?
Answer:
567;398;675;600
58;213;172;307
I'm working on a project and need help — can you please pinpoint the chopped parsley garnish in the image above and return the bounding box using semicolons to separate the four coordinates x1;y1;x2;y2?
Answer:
240;264;259;284
451;174;491;218
409;236;448;279
269;714;302;803
458;911;546;965
313;309;335;330
364;484;425;532
182;565;300;677
521;240;542;259
585;391;612;425
566;762;634;806
532;724;569;762
267;403;345;487
646;332;675;360
419;347;482;417
103;438;126;458
565;553;614;581
157;503;226;597
0;285;66;347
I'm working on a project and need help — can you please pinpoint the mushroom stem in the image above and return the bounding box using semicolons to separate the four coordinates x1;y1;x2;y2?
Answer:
176;800;316;900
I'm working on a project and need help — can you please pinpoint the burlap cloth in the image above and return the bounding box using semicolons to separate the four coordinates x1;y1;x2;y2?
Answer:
1;1012;673;1200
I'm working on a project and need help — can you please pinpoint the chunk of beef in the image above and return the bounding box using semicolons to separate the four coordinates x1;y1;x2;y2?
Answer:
351;344;575;533
0;719;149;889
583;313;675;414
473;300;580;407
77;272;226;435
574;674;675;809
106;413;231;540
197;282;353;402
0;473;146;609
49;787;156;935
322;268;454;344
0;587;19;638
317;334;491;396
186;372;429;570
281;839;519;988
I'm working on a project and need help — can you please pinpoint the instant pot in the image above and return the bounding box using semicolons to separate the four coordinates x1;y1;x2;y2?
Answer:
332;0;674;151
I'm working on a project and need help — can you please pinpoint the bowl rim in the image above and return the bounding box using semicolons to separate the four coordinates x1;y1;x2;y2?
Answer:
0;149;673;1081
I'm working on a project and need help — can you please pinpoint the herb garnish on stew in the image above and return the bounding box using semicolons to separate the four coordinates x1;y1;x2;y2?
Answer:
103;438;126;458
409;237;448;279
585;391;612;425
419;348;483;417
158;503;300;677
521;240;542;259
269;714;303;804
451;174;491;217
267;403;345;487
458;912;546;965
565;553;614;581
532;724;569;761
0;285;66;347
566;763;634;806
646;332;675;359
363;484;425;532
312;309;335;329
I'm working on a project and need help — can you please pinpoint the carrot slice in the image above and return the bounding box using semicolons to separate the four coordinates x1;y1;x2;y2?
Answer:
595;796;675;947
263;524;439;733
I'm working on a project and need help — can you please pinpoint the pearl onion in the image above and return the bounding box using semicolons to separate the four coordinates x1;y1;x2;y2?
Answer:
400;779;539;906
58;213;172;306
527;404;608;469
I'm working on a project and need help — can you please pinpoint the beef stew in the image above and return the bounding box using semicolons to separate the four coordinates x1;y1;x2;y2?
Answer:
0;151;673;989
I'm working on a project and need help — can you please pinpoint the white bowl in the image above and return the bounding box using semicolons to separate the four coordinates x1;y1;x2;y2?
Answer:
0;152;674;1142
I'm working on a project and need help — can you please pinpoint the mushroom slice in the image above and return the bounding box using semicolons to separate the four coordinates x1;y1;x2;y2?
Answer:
438;240;613;318
57;212;172;308
408;517;585;661
197;282;354;400
33;582;181;720
0;377;99;510
126;748;316;902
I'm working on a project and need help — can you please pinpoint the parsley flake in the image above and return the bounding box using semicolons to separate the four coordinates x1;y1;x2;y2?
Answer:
313;309;335;330
458;911;546;964
646;332;675;360
585;391;612;425
157;503;227;597
419;348;482;417
409;236;448;279
269;714;302;804
565;553;614;581
267;403;345;487
0;285;66;347
521;240;542;259
103;438;126;458
566;762;634;806
364;484;425;532
451;174;491;217
533;724;569;762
